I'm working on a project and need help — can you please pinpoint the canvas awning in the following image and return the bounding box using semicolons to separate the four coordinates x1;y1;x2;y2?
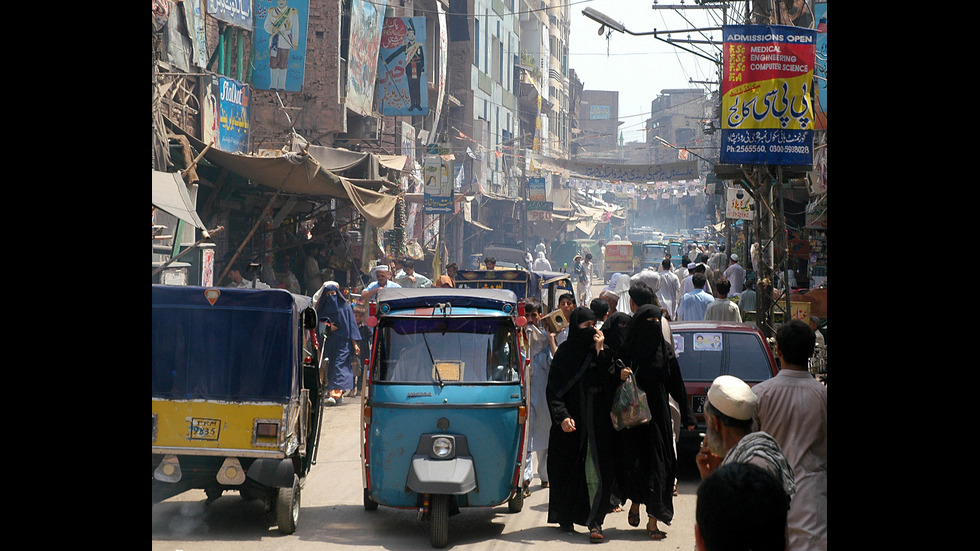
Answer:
295;138;409;176
169;129;400;230
152;169;206;229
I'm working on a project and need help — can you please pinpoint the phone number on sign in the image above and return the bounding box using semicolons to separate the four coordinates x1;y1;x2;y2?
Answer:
727;144;810;154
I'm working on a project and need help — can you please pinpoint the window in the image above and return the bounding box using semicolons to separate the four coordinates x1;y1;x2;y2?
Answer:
373;318;520;383
474;19;480;67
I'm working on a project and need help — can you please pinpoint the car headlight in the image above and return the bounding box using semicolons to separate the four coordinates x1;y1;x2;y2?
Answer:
432;436;454;458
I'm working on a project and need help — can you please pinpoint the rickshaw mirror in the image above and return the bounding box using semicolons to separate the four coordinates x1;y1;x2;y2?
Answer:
515;315;527;327
367;315;379;328
302;308;318;330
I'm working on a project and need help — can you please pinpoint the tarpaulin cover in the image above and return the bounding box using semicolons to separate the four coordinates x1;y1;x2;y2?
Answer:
152;170;206;229
151;285;310;402
169;126;400;229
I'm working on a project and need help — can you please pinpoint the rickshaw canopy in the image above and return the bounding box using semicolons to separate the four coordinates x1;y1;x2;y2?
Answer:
151;285;313;402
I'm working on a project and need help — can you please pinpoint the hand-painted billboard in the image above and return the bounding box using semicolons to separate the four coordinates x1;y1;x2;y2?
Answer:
346;0;387;116
378;17;428;116
252;0;309;92
719;25;816;166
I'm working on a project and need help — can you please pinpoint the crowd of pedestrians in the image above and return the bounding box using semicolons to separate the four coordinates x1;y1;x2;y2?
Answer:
302;242;825;548
516;240;826;548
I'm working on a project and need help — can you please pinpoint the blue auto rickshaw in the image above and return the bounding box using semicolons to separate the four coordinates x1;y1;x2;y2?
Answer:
151;285;324;534
360;288;529;548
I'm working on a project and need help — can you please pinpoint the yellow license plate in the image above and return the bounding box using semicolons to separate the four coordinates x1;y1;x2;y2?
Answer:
189;417;221;441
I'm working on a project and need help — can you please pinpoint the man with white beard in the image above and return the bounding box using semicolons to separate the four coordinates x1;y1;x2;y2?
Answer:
695;375;796;500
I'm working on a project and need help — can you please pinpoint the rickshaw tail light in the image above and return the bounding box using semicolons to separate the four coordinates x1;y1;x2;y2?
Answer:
364;405;372;424
256;422;279;438
518;405;527;424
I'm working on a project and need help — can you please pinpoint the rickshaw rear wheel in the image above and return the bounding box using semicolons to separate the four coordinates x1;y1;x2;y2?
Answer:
429;494;449;548
275;474;301;535
363;488;379;511
507;487;524;513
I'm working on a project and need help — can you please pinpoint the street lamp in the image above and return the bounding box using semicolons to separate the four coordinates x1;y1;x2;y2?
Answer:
581;7;721;63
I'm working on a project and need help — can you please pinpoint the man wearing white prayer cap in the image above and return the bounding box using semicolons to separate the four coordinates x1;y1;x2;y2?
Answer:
695;375;796;497
360;264;402;302
723;253;746;295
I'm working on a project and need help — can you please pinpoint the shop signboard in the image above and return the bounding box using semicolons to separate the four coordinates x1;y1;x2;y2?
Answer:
423;152;453;214
204;76;251;154
207;0;252;29
726;187;754;220
720;24;817;166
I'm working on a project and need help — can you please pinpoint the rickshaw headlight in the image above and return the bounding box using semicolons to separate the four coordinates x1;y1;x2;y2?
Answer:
431;436;454;459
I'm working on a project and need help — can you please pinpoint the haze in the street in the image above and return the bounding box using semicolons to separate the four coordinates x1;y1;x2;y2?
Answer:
569;0;725;143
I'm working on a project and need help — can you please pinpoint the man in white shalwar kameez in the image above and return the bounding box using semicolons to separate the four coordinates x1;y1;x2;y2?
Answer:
752;321;828;551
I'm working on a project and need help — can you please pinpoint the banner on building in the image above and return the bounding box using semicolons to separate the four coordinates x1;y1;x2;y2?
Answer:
204;76;251;154
347;0;387;116
207;0;253;29
378;17;428;115
813;2;827;130
562;160;699;184
719;24;817;166
423;153;453;214
252;0;309;92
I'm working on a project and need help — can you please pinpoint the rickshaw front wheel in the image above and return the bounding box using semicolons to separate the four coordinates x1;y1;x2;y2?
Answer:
275;474;301;535
507;487;524;513
429;494;449;548
363;488;379;511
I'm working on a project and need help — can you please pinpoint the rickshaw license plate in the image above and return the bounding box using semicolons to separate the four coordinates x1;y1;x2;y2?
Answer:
692;396;705;414
189;417;221;441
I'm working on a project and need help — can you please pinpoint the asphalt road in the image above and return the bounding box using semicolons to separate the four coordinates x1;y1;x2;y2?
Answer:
152;386;704;550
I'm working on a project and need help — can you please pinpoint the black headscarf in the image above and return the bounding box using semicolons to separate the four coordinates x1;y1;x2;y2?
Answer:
547;307;598;397
600;311;631;357
619;304;667;378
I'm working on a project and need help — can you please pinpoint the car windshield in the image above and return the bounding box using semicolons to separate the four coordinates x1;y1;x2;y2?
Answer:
672;330;773;383
373;317;520;383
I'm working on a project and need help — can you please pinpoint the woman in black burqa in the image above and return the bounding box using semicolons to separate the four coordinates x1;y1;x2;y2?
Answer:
545;306;620;543
613;304;696;540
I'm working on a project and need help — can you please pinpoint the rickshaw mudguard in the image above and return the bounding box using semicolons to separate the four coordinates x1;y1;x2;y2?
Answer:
406;455;477;494
246;457;296;488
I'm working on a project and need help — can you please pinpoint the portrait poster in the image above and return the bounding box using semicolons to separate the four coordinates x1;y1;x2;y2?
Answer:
423;153;453;214
719;25;817;166
206;0;253;29
346;0;387;116
378;17;428;116
252;0;309;92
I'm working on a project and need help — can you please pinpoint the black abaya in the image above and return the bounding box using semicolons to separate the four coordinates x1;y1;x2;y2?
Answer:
545;307;619;530
613;304;696;525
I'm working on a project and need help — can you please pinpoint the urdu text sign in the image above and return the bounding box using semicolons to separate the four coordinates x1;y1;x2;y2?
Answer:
720;25;816;166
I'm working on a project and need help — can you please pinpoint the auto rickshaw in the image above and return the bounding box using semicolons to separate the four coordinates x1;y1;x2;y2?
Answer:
151;285;324;534
602;240;634;280
454;268;572;315
360;288;529;548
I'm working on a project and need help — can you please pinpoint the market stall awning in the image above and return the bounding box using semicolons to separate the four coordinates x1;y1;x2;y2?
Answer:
296;139;408;175
164;121;400;229
152;170;206;229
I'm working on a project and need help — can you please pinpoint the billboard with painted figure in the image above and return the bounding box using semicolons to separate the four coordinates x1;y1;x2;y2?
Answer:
378;16;428;116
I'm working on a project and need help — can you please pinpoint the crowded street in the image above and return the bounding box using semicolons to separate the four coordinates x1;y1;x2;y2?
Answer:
153;1;827;549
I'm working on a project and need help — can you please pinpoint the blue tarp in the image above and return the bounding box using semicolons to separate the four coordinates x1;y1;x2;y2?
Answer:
151;285;311;402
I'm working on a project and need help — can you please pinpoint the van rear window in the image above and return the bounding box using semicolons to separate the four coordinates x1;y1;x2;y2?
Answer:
673;331;772;383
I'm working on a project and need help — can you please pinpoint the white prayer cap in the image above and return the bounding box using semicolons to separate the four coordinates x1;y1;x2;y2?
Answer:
375;265;389;272
688;263;697;270
730;254;739;261
706;375;757;421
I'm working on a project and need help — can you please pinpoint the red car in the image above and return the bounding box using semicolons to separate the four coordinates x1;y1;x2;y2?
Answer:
668;320;779;460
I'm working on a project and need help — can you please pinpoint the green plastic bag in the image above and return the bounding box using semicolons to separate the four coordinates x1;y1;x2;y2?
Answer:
610;374;652;431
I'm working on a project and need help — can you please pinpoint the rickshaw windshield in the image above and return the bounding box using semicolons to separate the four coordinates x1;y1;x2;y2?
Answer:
373;317;520;384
